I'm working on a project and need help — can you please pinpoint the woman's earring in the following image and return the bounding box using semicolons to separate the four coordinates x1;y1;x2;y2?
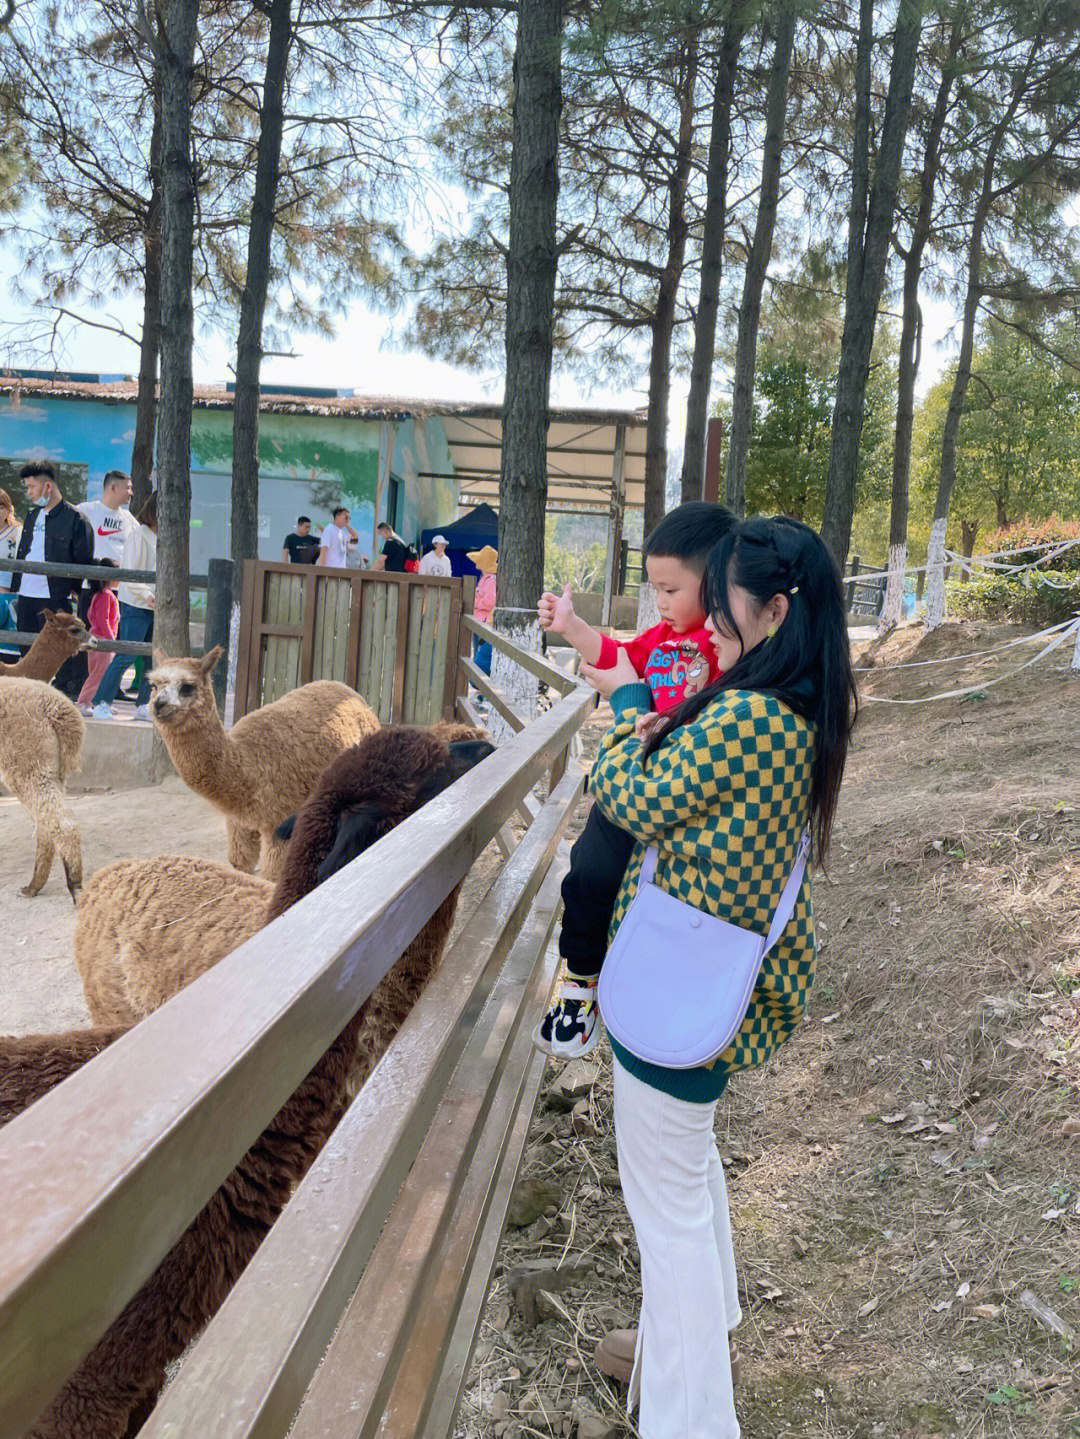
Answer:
767;623;778;639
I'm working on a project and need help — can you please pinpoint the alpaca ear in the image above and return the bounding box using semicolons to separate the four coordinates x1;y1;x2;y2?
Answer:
275;813;298;844
42;608;55;624
153;647;170;666
316;803;386;885
200;645;223;675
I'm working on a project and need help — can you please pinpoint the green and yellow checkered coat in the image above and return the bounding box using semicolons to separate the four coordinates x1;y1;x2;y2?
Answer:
592;681;816;1103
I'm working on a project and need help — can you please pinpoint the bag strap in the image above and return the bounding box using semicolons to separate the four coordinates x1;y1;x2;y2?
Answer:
638;828;811;956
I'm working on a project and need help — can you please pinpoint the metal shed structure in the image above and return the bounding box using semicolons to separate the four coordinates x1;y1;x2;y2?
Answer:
433;402;649;626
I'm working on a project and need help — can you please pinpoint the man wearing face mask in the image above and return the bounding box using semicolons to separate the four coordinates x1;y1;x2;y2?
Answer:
12;460;93;692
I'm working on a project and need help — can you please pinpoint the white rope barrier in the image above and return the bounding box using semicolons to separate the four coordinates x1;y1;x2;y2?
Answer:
842;534;1080;587
860;617;1080;705
853;616;1078;672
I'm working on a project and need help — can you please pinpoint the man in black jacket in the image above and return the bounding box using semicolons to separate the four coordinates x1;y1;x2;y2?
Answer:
13;460;93;694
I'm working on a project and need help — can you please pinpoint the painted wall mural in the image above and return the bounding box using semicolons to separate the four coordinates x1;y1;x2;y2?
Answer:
0;393;459;574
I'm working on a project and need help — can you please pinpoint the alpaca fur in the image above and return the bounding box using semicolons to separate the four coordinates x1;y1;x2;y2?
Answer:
0;608;92;681
4;724;494;1439
148;646;379;880
0;678;84;899
73;723;491;1028
74;857;273;1026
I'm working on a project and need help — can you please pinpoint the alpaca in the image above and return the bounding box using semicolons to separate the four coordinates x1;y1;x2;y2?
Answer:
5;724;495;1439
72;721;490;1027
148;645;379;880
0;678;84;899
0;609;93;682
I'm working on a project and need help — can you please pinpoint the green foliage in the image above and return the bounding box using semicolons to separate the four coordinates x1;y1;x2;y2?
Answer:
543;515;607;593
913;329;1080;552
945;570;1080;626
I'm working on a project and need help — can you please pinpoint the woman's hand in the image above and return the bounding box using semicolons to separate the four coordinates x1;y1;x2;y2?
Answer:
579;646;639;698
634;710;663;742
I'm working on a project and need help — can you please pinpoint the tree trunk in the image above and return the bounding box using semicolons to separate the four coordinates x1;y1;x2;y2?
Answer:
880;18;961;633
154;0;200;657
680;9;746;502
498;0;563;614
131;67;163;516
724;0;796;517
959;518;978;577
820;0;922;566
643;31;698;543
493;0;563;727
230;0;292;605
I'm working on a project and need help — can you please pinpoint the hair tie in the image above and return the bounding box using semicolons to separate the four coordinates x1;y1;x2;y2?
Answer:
789;584;799;594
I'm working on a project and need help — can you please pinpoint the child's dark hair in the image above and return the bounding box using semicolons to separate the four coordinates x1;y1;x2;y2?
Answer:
643;501;737;574
643;514;858;861
88;557;119;594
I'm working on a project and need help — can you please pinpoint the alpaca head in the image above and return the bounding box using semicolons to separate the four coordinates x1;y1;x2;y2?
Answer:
270;725;495;919
41;609;94;655
148;647;222;730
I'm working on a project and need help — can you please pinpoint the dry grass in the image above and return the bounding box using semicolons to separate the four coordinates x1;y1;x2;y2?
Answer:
456;620;1080;1439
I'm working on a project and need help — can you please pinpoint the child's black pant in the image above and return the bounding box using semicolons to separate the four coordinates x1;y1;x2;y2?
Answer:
559;802;635;980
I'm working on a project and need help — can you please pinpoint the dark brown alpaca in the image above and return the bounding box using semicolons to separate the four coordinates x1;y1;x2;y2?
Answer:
3;725;494;1439
0;609;92;681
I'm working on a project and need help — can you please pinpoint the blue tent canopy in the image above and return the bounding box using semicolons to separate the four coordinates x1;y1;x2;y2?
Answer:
421;503;499;576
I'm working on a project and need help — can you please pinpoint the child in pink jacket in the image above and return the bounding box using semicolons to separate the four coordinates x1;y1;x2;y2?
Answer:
77;559;120;714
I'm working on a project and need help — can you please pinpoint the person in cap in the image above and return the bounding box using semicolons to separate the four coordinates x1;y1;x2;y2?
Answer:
418;534;452;577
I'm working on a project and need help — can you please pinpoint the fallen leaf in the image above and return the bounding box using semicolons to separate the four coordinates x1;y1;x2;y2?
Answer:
956;1282;971;1299
1042;1207;1067;1221
935;1121;959;1135
857;1295;880;1318
932;1300;953;1313
972;1304;1001;1319
880;1113;908;1125
1063;1119;1080;1138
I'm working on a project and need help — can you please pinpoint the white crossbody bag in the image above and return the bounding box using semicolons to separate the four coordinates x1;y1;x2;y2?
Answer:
597;831;811;1069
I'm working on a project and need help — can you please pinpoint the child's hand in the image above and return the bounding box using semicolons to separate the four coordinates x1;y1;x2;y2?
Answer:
580;647;639;697
538;582;576;635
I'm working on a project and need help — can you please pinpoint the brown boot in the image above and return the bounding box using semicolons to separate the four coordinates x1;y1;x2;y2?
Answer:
594;1329;741;1386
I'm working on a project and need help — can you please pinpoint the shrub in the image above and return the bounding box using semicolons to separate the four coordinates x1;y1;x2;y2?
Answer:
946;570;1080;627
978;516;1080;573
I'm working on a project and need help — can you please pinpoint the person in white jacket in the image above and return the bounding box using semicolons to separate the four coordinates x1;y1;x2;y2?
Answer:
418;535;452;577
92;491;157;721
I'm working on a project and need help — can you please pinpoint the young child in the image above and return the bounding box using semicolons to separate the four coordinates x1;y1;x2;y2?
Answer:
534;501;736;1057
77;559;120;716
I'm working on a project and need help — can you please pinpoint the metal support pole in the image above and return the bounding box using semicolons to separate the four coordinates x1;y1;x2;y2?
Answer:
600;424;627;630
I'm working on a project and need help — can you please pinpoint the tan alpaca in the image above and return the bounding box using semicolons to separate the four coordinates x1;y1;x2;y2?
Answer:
73;722;492;1028
0;609;93;682
0;678;84;899
148;646;379;879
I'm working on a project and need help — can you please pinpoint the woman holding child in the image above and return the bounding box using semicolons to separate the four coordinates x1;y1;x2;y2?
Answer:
538;509;858;1439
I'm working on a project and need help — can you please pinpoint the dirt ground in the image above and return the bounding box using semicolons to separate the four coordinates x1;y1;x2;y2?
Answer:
456;620;1080;1439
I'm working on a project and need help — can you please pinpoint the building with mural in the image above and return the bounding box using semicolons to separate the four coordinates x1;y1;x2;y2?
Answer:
0;375;461;574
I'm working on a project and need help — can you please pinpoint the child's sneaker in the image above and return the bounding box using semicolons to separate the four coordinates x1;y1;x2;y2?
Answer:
91;703;114;721
534;981;600;1059
77;702;94;717
132;704;152;722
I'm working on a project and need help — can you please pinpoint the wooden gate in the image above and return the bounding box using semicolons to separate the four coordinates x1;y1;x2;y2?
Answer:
235;562;471;723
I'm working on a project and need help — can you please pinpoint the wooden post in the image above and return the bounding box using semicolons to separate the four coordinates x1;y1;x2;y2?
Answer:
204;557;234;716
846;555;860;613
372;421;393;562
600;424;627;630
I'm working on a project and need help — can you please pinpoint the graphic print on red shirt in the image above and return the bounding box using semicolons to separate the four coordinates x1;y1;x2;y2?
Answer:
595;621;720;712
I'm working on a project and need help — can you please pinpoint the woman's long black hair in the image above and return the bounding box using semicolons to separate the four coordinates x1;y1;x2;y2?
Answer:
642;515;858;860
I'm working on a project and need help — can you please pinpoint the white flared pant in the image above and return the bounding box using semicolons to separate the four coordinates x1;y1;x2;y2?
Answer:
613;1057;742;1439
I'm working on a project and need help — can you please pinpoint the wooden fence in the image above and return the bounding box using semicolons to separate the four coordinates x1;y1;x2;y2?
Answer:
235;561;473;724
1;636;592;1439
